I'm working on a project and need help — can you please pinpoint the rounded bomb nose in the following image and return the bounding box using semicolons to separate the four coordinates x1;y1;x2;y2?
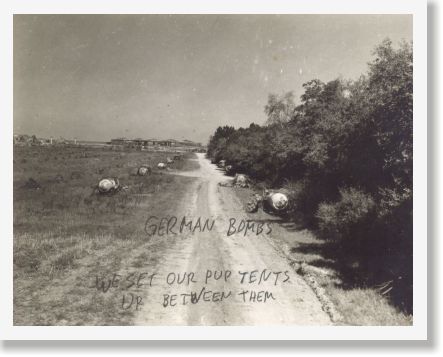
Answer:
233;174;249;187
137;166;151;176
270;192;289;210
98;178;120;193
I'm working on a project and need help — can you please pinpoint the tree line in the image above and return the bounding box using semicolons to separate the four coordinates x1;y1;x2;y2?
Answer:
207;39;413;312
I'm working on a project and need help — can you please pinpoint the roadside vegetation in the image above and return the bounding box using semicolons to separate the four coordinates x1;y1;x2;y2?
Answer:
207;39;413;322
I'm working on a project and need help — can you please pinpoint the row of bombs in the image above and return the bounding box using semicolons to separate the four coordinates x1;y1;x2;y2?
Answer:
97;176;293;217
216;161;293;216
139;154;182;172
216;160;234;175
96;156;180;194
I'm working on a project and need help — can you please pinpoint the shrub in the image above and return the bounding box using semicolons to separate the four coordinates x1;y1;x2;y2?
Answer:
282;178;338;226
316;187;375;242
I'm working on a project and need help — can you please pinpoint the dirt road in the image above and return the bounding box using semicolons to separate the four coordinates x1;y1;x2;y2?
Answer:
134;153;331;325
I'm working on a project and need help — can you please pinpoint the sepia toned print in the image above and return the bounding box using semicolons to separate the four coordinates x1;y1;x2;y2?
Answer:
13;14;412;326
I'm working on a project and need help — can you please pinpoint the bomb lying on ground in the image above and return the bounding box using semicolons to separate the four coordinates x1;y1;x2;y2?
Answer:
97;177;121;195
225;165;234;175
137;166;152;176
233;174;249;188
218;173;251;188
246;189;293;216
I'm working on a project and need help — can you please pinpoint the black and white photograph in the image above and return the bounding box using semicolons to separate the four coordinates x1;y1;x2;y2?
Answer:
0;0;431;343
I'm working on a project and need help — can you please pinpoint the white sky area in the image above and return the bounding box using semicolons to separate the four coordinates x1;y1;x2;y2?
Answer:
14;15;412;143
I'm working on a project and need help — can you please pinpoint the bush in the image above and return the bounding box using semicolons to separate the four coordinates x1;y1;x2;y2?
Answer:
316;187;375;242
282;179;324;225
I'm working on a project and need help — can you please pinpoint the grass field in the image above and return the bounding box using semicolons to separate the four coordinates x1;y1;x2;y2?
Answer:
13;145;198;325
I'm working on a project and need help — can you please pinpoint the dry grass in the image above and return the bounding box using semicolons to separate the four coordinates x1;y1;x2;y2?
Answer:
13;145;198;325
327;287;412;326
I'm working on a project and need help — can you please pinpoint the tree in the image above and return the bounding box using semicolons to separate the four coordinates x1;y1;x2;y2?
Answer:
207;125;235;160
366;38;413;194
264;92;296;126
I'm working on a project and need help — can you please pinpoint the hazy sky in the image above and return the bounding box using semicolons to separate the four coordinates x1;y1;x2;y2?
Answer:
14;15;412;144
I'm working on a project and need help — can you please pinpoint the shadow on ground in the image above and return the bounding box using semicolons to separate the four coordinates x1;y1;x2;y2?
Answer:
275;217;413;315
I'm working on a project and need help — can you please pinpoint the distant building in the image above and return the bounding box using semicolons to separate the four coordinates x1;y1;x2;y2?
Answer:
109;137;203;150
110;137;131;146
